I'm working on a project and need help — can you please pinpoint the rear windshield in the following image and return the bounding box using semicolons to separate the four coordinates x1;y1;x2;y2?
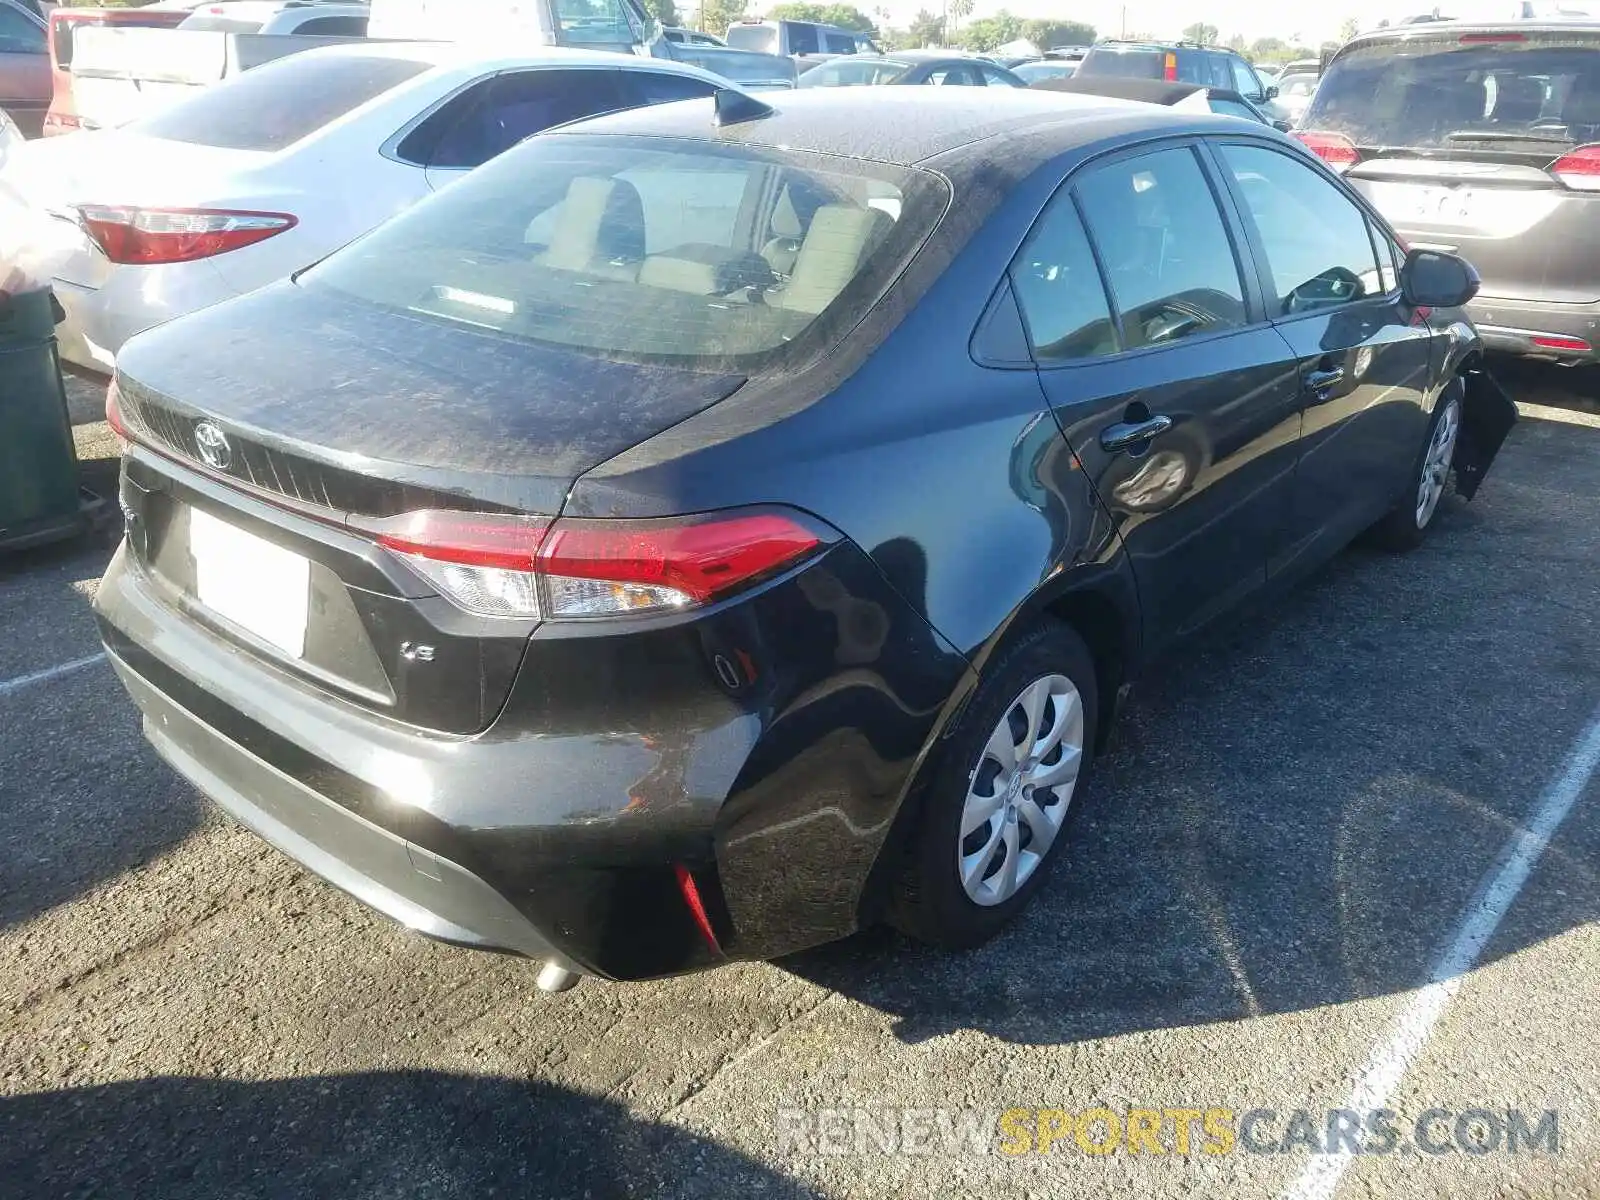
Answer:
176;16;266;33
799;58;909;86
1076;48;1163;79
303;135;948;370
1305;31;1600;150
132;53;429;152
725;24;777;53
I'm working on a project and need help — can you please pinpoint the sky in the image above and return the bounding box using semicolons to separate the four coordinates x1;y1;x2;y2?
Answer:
870;0;1528;46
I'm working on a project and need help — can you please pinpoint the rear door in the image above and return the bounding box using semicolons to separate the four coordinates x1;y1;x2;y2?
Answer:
0;2;48;136
1211;139;1436;570
1301;28;1600;306
1016;141;1304;652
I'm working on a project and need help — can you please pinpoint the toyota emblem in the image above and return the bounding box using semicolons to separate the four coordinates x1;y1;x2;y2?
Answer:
193;421;232;471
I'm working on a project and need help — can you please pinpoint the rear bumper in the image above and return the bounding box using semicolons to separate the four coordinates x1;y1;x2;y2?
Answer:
1468;296;1600;362
109;642;558;962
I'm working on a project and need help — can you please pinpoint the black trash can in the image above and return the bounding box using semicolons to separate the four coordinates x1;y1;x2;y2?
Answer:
0;288;93;552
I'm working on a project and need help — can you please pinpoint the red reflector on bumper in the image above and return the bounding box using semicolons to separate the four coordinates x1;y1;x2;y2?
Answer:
1531;334;1592;353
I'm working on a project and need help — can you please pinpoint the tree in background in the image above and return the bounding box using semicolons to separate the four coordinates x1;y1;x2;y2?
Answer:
643;0;682;27
906;7;944;46
1181;22;1218;45
700;0;748;35
946;0;974;39
960;10;1022;51
1022;18;1094;49
1338;16;1360;42
765;2;877;31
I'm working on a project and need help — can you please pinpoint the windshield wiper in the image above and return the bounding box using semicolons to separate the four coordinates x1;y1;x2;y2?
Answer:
1445;129;1575;146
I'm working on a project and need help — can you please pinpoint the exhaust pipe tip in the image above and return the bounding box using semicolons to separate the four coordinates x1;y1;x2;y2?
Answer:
535;958;581;993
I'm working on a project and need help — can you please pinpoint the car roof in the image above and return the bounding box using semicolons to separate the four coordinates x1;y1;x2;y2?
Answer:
284;39;728;82
1346;19;1600;45
1034;76;1204;105
552;86;1254;167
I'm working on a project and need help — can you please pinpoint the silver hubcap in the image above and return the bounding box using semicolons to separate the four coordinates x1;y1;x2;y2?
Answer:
1416;396;1461;529
958;673;1085;907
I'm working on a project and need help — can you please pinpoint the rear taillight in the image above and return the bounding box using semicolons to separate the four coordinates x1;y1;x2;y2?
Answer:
1163;51;1178;82
104;377;131;450
1550;144;1600;191
368;507;829;621
77;206;297;265
1294;131;1361;173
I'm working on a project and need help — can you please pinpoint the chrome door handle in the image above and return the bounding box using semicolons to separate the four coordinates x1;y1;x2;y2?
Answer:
1099;414;1174;453
1304;366;1346;392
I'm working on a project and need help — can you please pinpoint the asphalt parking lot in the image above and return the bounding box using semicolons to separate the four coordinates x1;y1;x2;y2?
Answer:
1;363;1597;1199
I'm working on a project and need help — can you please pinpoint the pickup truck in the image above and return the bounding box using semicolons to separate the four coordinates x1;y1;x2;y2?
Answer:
68;0;793;132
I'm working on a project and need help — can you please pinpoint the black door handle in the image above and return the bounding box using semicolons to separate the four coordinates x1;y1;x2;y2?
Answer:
1304;366;1346;392
1100;414;1174;453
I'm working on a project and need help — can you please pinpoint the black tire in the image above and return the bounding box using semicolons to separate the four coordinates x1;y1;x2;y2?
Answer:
1371;378;1465;553
891;621;1099;950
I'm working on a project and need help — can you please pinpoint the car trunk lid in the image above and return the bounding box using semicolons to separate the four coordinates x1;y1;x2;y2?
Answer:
112;282;746;733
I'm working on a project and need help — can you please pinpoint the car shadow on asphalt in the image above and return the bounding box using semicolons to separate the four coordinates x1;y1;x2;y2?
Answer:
0;1070;815;1200
781;399;1600;1046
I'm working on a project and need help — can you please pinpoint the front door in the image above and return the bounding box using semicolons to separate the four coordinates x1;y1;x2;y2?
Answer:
1012;142;1304;653
1210;141;1436;574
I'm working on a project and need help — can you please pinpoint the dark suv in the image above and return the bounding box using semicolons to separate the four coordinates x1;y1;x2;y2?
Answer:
1077;39;1286;124
1297;22;1600;363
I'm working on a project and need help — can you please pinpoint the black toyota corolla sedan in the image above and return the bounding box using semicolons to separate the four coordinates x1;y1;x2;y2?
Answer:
96;88;1516;990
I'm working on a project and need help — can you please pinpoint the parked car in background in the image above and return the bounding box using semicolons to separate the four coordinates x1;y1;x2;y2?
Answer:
799;51;1025;87
95;87;1512;989
724;16;877;63
1296;21;1600;361
1253;61;1281;79
1076;38;1290;125
1282;57;1321;76
661;25;723;46
1013;58;1078;85
1036;75;1291;129
0;0;48;137
43;3;195;136
66;0;370;130
1;42;740;373
1273;69;1317;125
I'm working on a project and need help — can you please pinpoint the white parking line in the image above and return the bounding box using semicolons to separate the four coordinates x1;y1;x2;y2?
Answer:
1284;701;1600;1200
0;652;107;698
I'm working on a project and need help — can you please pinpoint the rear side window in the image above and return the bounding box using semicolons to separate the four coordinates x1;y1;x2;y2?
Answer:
1219;143;1383;313
1075;146;1248;348
1305;32;1600;151
1229;57;1263;98
823;31;855;53
400;69;627;170
724;24;777;53
132;53;428;151
305;135;947;369
800;58;907;86
788;23;820;55
621;69;717;107
0;6;45;53
292;15;368;36
1010;194;1118;362
1210;98;1262;123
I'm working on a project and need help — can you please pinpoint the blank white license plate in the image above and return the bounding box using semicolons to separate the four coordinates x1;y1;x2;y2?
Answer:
189;508;310;658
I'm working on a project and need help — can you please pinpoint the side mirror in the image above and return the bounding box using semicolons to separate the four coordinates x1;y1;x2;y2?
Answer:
1401;248;1481;308
1273;118;1294;133
1266;83;1279;99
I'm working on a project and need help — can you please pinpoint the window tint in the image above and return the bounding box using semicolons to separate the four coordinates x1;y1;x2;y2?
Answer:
1230;57;1263;99
1176;51;1209;85
724;23;777;53
405;70;626;170
980;64;1023;87
823;31;855;53
292;15;368;36
553;0;637;45
1219;143;1383;314
663;28;684;41
134;53;428;152
1075;146;1247;349
621;68;717;106
0;6;45;53
788;22;820;54
1010;193;1118;362
927;63;979;86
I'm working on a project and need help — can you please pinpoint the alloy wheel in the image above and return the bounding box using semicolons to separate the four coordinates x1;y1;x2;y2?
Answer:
957;673;1085;907
1416;396;1461;529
